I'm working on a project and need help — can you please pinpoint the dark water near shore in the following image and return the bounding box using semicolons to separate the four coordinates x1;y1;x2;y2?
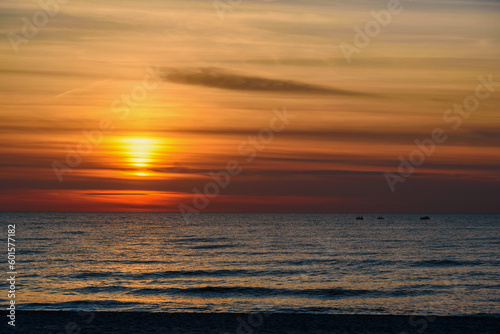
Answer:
1;213;498;315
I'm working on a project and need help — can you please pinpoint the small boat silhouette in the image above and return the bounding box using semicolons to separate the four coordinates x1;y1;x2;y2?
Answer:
420;216;430;220
356;216;364;220
377;216;385;220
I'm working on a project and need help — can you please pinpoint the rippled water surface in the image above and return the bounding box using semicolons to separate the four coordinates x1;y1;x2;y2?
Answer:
1;213;498;315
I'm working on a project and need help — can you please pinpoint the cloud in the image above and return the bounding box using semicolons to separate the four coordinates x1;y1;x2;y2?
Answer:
162;67;366;96
84;192;149;196
149;167;384;177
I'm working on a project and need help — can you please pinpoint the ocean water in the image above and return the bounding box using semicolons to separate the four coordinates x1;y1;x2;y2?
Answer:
1;213;498;316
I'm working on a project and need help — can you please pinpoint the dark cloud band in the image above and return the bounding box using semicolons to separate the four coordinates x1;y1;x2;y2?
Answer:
162;67;365;96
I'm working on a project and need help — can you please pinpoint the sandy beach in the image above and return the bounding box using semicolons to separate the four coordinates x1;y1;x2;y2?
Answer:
2;311;499;334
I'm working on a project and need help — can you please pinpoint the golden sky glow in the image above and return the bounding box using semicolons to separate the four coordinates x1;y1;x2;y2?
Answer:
0;0;499;212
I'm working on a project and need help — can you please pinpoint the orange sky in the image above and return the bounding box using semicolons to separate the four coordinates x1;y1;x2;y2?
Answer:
1;0;499;212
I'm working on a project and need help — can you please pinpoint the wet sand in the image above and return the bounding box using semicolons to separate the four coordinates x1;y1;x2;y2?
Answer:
2;311;499;333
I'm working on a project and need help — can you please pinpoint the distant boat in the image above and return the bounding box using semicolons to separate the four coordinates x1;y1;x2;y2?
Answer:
420;216;430;220
356;216;364;220
377;216;385;220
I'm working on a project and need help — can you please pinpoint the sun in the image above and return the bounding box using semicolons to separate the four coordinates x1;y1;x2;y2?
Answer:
121;138;160;175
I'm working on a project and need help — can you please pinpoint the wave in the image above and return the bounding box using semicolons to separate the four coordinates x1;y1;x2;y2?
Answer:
190;244;236;250
388;289;436;297
20;249;45;255
120;260;168;264
66;285;442;299
272;306;334;313
72;268;316;280
171;237;229;243
71;286;131;293
275;258;398;267
410;260;483;267
19;300;142;310
72;272;113;279
127;286;374;298
278;259;339;266
21;237;52;241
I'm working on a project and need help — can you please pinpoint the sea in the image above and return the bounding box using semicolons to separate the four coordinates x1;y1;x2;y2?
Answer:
1;213;499;316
